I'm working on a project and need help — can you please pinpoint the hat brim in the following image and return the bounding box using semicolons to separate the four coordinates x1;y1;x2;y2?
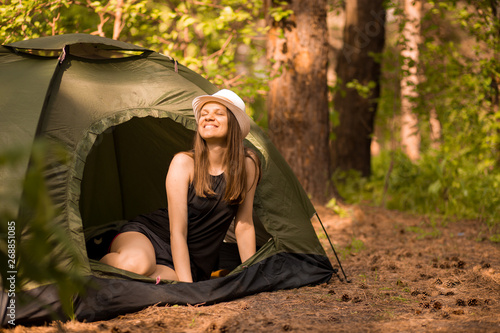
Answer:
192;95;250;138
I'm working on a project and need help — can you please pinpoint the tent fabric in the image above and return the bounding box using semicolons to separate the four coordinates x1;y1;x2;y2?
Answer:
0;46;60;214
0;34;335;326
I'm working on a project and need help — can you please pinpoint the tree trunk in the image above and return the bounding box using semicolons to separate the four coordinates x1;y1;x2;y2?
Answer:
429;107;442;150
332;0;386;177
491;0;500;109
265;0;332;203
490;0;500;165
400;0;422;161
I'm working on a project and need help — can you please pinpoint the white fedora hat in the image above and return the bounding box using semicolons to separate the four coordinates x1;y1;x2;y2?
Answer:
192;89;251;138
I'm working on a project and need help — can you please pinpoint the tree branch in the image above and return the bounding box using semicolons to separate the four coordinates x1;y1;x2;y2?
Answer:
206;31;235;63
48;12;61;36
190;0;224;9
113;0;124;40
86;0;111;37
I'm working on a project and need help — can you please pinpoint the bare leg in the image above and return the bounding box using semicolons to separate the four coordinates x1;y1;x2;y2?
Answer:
100;231;158;276
152;264;178;281
101;232;183;281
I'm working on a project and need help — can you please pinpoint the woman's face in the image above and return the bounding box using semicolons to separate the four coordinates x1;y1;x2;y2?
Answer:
198;102;229;142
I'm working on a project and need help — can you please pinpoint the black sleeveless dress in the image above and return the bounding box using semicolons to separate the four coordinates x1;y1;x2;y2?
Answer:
119;174;239;281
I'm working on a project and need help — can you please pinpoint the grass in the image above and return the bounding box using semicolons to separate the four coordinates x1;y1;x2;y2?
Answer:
340;237;366;259
316;232;327;240
405;224;441;239
489;234;500;243
189;312;201;328
390;296;412;303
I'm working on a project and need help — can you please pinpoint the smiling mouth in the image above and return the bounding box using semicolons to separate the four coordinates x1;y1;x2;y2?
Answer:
204;124;218;128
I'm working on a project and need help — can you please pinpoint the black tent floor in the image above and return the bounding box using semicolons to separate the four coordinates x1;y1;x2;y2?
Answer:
1;252;336;326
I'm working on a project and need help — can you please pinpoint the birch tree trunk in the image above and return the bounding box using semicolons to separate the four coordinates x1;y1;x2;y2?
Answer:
265;0;332;203
332;0;386;177
400;0;422;161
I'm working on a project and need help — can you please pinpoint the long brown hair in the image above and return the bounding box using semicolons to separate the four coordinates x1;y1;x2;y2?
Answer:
190;109;260;204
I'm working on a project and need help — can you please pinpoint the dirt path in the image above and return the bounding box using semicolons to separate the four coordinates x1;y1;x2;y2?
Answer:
6;205;500;333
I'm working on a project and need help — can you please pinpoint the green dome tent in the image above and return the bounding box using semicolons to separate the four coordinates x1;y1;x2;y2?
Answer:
0;34;336;325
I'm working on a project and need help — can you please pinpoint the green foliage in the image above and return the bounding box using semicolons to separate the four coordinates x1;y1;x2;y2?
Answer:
0;0;269;125
0;141;87;318
490;234;500;243
332;168;383;205
325;197;349;218
0;0;71;42
355;0;500;230
336;148;500;228
128;0;269;121
345;79;377;99
268;1;293;22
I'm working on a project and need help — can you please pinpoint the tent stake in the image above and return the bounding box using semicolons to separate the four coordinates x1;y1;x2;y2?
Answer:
315;212;350;283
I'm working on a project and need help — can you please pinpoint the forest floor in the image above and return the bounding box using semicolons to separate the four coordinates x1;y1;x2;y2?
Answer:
5;204;500;333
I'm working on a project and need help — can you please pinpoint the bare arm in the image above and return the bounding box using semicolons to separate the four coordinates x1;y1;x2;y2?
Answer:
166;153;194;283
234;154;259;263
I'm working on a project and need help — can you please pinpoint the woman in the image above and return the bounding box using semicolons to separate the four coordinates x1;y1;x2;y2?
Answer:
100;89;260;283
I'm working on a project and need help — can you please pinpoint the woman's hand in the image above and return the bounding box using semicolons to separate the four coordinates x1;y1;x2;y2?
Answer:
166;153;194;283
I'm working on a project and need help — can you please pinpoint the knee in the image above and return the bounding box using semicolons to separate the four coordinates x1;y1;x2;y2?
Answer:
110;251;155;276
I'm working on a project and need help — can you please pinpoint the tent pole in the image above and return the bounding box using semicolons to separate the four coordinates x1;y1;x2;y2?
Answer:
315;212;350;283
